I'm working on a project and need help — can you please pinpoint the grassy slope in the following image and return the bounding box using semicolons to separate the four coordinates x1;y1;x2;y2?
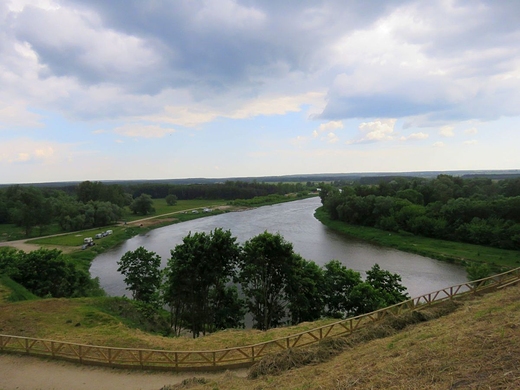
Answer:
1;284;519;389
163;285;520;389
0;296;338;350
315;207;520;270
0;275;39;303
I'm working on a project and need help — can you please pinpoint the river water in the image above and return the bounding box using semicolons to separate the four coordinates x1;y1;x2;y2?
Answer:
90;197;467;298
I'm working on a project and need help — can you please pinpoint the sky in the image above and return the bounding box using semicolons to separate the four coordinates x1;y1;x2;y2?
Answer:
1;0;520;184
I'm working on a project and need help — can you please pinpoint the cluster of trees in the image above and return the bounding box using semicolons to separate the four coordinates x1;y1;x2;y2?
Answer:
0;247;99;298
320;175;520;250
117;230;408;337
128;181;311;200
0;184;124;235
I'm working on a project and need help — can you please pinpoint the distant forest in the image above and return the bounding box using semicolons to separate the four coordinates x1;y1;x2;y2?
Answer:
2;169;519;189
320;175;520;251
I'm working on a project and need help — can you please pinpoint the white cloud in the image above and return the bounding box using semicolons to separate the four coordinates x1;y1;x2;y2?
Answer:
433;141;445;147
0;101;44;128
12;5;163;86
229;92;324;120
290;135;309;147
464;140;478;145
465;127;478;135
143;106;219;128
318;120;343;133
113;124;175;138
352;119;396;143
439;126;455;137
141;92;326;128
0;138;64;164
400;132;429;141
327;132;339;144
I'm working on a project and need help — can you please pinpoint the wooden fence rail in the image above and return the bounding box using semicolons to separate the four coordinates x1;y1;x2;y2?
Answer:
1;267;519;371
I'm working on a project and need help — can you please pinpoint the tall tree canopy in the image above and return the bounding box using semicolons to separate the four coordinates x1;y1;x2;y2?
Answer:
117;246;162;306
238;231;299;330
163;228;243;337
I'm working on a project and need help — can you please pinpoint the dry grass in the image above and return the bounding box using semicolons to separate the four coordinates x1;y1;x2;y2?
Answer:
0;282;10;302
149;286;520;389
247;302;461;379
0;297;338;351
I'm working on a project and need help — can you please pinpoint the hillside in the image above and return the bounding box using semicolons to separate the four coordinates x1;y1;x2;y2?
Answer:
160;285;520;389
1;281;520;389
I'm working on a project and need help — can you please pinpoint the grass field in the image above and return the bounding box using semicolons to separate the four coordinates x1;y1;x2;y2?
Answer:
0;223;64;242
314;207;520;270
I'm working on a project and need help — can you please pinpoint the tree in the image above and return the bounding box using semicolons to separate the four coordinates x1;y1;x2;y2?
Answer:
365;263;409;306
465;262;491;283
117;247;162;306
10;248;94;298
129;194;155;215
285;255;324;324
8;186;46;236
211;285;245;330
322;260;362;318
0;247;23;276
238;231;297;330
349;282;385;316
92;201;122;227
77;180;103;203
165;194;178;206
163;228;242;337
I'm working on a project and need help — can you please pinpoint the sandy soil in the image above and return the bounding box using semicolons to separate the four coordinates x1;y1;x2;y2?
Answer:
0;239;75;254
0;239;43;252
0;353;247;390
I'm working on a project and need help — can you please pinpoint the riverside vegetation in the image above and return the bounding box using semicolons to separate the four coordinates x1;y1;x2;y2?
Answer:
318;175;520;271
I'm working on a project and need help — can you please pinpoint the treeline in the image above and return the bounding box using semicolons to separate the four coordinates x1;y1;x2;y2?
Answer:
128;181;312;200
118;230;408;337
320;175;520;250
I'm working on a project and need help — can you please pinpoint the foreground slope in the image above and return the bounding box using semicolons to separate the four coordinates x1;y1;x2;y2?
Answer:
162;285;520;389
1;285;519;389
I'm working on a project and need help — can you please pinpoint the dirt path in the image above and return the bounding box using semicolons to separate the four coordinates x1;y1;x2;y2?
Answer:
0;239;44;252
0;353;246;390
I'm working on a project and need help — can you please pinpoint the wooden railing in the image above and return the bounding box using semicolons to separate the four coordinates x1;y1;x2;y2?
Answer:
1;267;519;371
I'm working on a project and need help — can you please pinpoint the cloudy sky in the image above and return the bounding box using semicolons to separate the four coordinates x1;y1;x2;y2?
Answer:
1;0;519;184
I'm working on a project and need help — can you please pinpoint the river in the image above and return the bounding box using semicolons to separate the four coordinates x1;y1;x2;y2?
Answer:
90;197;468;298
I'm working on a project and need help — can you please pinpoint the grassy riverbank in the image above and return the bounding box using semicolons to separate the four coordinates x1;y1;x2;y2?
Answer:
314;207;520;270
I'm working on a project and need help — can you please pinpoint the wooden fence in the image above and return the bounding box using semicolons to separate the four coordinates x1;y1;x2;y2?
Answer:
1;267;520;371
